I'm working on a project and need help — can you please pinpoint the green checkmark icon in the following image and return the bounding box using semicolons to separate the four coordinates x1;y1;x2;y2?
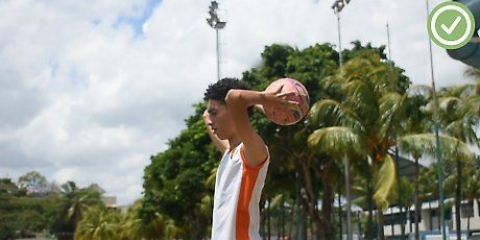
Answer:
427;1;475;49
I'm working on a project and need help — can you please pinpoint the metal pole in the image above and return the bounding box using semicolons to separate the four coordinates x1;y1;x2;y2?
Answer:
332;2;353;239
386;23;392;62
215;28;221;81
336;9;343;66
207;1;226;82
425;0;447;239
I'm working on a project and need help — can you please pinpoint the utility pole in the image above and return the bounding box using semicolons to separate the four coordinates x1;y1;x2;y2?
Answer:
331;2;353;239
206;1;226;81
426;0;447;239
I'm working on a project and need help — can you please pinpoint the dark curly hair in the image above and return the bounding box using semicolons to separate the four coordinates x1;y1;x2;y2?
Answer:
204;78;252;102
204;78;254;115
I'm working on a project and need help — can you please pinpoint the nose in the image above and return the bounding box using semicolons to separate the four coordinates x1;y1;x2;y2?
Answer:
206;118;213;126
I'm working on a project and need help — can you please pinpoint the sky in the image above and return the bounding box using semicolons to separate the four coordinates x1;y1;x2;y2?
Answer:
0;0;475;206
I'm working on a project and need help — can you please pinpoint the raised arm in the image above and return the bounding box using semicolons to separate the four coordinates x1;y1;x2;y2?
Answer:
225;87;296;167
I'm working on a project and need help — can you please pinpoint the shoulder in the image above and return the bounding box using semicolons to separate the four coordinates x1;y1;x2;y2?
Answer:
239;144;269;169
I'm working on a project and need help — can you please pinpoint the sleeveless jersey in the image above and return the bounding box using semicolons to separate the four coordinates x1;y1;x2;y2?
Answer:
211;143;269;240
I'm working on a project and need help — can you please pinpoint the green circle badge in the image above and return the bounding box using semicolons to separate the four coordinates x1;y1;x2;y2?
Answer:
427;1;475;49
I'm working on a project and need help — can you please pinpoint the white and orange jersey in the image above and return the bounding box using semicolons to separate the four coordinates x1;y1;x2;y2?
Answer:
211;143;269;240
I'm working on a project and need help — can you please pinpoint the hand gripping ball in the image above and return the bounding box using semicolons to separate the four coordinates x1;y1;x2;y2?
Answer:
263;78;310;126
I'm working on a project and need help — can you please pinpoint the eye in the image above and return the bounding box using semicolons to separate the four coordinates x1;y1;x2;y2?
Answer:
208;109;217;117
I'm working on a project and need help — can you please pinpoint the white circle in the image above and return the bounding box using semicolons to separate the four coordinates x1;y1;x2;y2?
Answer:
430;4;472;46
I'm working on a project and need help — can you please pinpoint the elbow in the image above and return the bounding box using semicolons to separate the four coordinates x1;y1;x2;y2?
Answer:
225;89;254;116
225;89;242;106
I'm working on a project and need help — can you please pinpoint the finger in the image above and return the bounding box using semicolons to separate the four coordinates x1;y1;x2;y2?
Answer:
274;84;284;94
279;99;299;107
285;101;301;111
277;91;295;98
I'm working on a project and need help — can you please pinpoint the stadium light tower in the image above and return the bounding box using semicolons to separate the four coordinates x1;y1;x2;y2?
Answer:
332;1;353;240
426;0;447;239
206;1;226;81
332;0;351;66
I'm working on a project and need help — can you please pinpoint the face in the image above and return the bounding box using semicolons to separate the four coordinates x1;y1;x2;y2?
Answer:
206;99;234;140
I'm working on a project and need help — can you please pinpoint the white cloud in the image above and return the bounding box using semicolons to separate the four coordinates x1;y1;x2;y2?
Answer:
0;0;474;205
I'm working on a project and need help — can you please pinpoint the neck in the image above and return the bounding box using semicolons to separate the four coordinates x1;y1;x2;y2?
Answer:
228;137;241;150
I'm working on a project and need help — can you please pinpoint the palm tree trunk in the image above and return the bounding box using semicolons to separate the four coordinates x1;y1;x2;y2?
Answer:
298;160;322;237
344;156;353;240
395;146;406;239
467;215;471;238
281;193;285;238
455;160;462;240
376;210;385;240
319;163;335;240
367;175;374;240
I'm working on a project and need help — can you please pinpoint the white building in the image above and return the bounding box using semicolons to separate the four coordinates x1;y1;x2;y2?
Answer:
383;199;480;238
380;156;480;239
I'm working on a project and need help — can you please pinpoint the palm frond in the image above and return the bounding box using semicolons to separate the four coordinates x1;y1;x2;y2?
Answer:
270;193;285;209
398;133;474;161
308;126;368;158
463;67;480;80
373;155;396;210
379;92;405;139
308;99;365;132
344;80;379;118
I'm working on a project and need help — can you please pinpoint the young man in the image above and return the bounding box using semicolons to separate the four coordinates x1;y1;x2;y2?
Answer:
203;78;295;240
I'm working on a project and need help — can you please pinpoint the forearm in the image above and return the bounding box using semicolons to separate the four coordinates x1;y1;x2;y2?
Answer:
225;89;267;108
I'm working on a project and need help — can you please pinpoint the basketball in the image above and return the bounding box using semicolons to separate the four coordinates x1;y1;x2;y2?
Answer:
263;78;310;126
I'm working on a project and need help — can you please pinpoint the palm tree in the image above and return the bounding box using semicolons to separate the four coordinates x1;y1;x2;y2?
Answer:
394;82;478;239
52;181;104;240
437;85;478;238
74;206;121;240
398;133;474;235
122;198;179;240
462;166;480;234
308;51;409;240
418;164;439;230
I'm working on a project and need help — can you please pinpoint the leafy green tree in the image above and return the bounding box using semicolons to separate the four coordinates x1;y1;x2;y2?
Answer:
14;197;50;237
143;103;218;239
142;41;417;239
0;177;24;196
243;43;340;239
0;178;19;240
18;171;50;196
74;206;121;240
0;177;53;239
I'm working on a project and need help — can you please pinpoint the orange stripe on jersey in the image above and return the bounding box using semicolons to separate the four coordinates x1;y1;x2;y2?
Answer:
236;148;266;240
